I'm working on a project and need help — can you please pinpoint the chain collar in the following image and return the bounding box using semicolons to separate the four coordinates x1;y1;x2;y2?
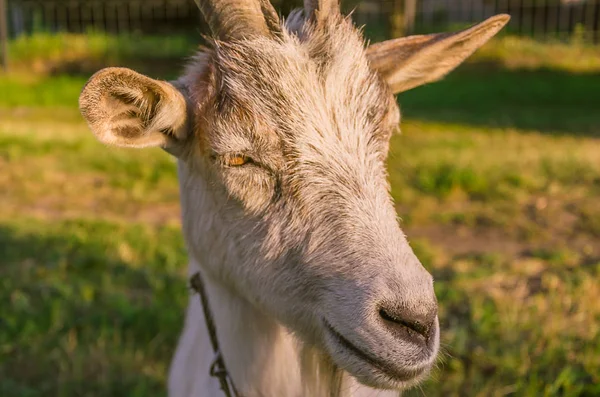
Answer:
190;273;241;397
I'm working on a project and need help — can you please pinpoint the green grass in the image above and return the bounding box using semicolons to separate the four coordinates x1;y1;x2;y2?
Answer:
9;31;198;63
7;31;199;76
0;219;186;397
471;35;600;73
1;34;600;396
398;68;600;136
407;242;600;397
0;75;87;107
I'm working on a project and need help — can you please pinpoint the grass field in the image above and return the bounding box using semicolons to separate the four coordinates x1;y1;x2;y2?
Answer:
1;33;599;397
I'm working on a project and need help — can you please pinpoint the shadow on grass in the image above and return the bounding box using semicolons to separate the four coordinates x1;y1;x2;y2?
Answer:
47;57;186;81
399;62;600;137
0;221;187;397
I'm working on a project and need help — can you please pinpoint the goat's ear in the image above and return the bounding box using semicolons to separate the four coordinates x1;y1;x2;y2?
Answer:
79;67;189;149
367;14;510;94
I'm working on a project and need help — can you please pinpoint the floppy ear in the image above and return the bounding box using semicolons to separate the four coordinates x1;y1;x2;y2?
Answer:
367;14;510;94
79;67;189;149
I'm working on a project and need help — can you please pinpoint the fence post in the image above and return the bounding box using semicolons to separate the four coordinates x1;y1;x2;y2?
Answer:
0;0;8;72
389;0;417;38
389;0;405;38
404;0;416;35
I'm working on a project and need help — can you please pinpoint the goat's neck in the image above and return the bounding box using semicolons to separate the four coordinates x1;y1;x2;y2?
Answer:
201;263;304;396
169;259;399;397
169;258;303;396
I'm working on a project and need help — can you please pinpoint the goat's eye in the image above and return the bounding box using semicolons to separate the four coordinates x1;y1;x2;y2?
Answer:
226;154;251;167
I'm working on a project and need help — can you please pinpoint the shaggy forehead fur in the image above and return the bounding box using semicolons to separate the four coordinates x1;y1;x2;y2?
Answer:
190;13;398;163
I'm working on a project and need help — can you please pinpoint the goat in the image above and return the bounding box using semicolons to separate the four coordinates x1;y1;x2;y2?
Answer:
79;1;509;395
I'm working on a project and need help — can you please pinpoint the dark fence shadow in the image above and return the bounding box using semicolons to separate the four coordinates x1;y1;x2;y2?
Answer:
398;61;600;138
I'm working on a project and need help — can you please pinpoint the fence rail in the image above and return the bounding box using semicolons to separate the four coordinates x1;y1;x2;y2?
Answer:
8;0;204;35
3;0;600;42
413;0;600;41
350;0;600;42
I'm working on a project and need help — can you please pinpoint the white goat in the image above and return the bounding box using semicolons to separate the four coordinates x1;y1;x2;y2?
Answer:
78;1;509;395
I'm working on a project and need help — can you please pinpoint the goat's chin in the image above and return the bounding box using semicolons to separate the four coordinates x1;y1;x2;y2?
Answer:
320;319;439;391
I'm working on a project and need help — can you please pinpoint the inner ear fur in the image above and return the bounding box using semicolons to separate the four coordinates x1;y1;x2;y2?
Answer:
79;67;189;149
367;14;510;94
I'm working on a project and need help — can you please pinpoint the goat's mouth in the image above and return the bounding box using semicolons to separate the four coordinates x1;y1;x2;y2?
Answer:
322;319;436;389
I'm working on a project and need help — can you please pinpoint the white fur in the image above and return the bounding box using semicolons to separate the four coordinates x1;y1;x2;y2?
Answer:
168;259;402;397
167;155;436;396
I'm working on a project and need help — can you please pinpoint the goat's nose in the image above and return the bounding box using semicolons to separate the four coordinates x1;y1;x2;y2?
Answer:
378;301;437;342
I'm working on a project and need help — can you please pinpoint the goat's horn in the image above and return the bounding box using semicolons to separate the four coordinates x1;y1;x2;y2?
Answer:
304;0;340;22
194;0;278;40
259;0;282;35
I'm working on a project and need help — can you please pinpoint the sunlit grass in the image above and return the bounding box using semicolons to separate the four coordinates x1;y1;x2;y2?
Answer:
0;75;86;107
389;122;600;203
408;244;600;397
7;31;199;74
470;34;600;73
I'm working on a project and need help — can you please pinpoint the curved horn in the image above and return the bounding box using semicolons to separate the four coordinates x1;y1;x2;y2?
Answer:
194;0;275;40
304;0;340;22
259;0;282;35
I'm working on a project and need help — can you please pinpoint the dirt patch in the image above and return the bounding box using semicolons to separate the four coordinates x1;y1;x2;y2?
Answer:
407;224;524;256
406;221;599;260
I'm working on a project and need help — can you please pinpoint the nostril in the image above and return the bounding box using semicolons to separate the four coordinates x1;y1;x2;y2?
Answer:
379;307;431;338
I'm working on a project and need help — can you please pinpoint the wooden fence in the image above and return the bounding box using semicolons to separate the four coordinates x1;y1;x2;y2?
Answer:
5;0;600;39
351;0;600;42
6;0;205;35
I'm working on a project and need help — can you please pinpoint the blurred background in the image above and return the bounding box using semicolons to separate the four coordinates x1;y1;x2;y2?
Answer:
0;0;599;396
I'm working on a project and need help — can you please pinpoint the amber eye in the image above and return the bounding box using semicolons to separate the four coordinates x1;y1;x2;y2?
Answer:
226;154;251;167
